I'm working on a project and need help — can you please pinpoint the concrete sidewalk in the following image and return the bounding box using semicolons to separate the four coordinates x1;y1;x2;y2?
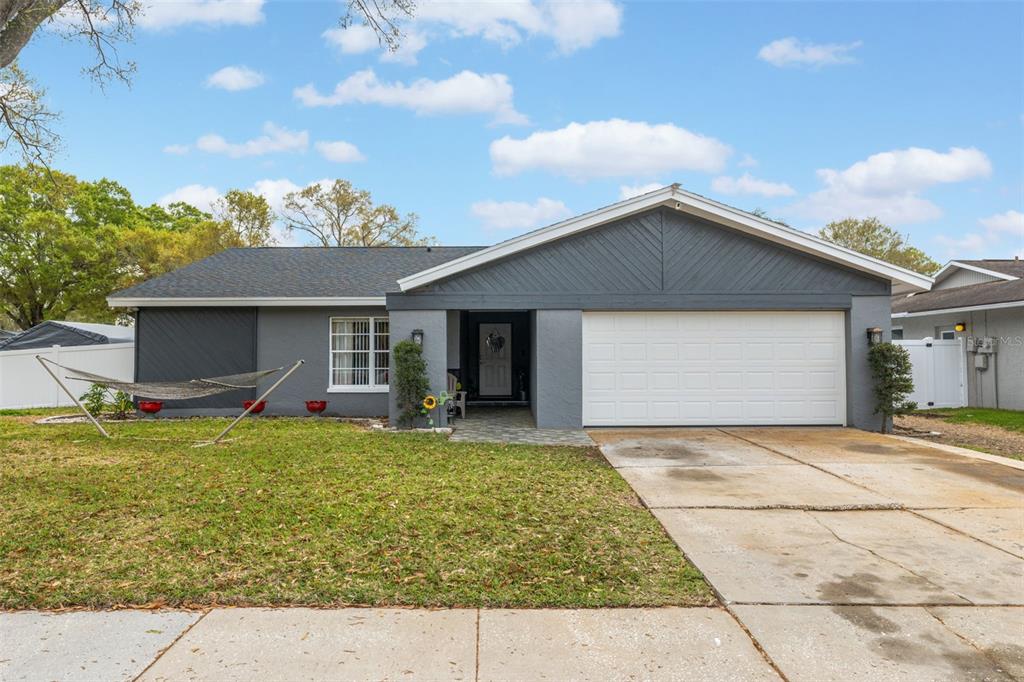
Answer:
1;606;780;681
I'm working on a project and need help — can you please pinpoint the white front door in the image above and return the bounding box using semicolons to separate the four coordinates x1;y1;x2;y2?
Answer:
582;311;847;426
479;323;512;396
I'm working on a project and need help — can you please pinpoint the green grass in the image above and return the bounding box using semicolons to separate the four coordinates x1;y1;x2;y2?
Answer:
916;407;1024;433
0;416;711;610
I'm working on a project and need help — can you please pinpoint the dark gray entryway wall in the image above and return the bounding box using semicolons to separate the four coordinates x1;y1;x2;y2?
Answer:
389;309;448;428
256;307;389;417
135;307;256;413
531;310;582;428
847;296;892;430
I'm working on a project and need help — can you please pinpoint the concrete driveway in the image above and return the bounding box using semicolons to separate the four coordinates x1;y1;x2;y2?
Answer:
591;427;1024;682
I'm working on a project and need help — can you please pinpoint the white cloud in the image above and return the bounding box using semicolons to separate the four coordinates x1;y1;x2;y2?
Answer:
249;178;301;213
790;146;993;225
138;0;264;29
980;210;1024;238
490;119;731;179
323;25;379;54
711;173;796;198
471;197;571;231
757;37;862;68
315;140;366;163
163;143;190;155
416;0;621;53
205;65;265;91
194;122;309;158
737;154;758;168
324;25;428;65
294;69;526;125
157;184;221;213
618;183;665;200
935;233;988;256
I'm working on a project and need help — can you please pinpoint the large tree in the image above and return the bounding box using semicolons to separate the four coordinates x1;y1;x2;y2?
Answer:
281;179;432;247
0;0;414;163
0;164;246;328
819;217;940;275
214;189;275;247
0;165;122;328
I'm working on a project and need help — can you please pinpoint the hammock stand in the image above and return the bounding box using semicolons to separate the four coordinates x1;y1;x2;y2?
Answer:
35;356;305;444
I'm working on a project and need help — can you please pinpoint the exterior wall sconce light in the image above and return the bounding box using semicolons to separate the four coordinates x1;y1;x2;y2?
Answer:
953;322;966;333
866;327;883;345
411;329;424;346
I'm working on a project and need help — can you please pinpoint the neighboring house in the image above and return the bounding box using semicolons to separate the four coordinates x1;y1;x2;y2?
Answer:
107;186;930;431
0;320;134;351
892;259;1024;410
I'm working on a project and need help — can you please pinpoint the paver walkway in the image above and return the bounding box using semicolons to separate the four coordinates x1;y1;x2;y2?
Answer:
449;407;594;446
591;426;1024;681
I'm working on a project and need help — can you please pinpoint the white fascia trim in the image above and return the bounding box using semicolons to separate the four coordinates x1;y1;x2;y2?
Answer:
397;185;934;293
933;260;1018;284
891;299;1024;318
106;296;387;308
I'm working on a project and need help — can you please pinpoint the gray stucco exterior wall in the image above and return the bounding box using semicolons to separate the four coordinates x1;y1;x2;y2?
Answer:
256;307;389;417
388;309;448;427
847;296;892;430
897;308;1023;410
530;310;583;428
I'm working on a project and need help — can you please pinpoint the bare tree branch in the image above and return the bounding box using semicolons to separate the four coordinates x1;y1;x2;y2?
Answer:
341;0;415;52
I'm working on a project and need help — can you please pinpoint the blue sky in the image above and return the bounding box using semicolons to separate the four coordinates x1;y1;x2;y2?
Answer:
18;0;1024;259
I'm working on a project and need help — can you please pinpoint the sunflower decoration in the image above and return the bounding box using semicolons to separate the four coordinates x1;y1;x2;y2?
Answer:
422;395;438;410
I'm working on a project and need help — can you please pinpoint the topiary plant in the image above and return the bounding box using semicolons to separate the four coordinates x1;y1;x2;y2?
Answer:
393;339;430;427
868;342;917;433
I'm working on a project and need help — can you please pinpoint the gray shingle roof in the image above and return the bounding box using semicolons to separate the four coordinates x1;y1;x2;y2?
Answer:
893;277;1024;314
109;246;484;300
954;259;1024;278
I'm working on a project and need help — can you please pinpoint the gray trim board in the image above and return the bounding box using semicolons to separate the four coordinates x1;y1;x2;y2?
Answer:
388;292;856;311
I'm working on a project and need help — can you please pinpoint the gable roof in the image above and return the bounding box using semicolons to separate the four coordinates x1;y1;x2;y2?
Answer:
396;185;933;293
108;246;484;307
0;320;134;351
932;259;1022;286
892;277;1024;317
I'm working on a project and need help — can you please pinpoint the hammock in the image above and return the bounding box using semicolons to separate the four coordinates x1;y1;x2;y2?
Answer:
43;360;283;400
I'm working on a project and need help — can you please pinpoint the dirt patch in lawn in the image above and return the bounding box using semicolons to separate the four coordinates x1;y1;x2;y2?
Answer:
895;414;1024;461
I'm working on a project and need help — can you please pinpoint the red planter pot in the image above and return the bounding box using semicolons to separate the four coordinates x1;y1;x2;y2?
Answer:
305;400;328;415
243;400;267;414
138;401;163;415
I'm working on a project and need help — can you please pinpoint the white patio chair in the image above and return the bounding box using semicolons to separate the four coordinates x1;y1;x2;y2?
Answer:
447;373;467;419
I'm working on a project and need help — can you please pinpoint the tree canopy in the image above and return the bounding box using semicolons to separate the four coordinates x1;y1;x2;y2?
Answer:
0;164;244;329
281;179;432;247
818;217;940;275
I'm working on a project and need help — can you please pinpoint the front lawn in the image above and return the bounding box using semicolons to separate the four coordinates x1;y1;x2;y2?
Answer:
0;416;711;609
917;407;1024;433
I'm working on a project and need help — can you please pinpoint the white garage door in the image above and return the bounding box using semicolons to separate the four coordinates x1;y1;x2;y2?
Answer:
582;311;846;426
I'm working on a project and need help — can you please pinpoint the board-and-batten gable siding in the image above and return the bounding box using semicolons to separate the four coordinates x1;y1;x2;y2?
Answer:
933;268;1004;291
135;307;257;408
388;208;890;310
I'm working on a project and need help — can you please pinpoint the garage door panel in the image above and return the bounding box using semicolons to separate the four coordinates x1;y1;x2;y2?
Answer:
582;311;846;426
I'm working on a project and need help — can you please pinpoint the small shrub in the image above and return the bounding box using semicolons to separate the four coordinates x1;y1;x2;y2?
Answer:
868;342;917;433
80;384;108;417
110;391;134;419
393;340;430;427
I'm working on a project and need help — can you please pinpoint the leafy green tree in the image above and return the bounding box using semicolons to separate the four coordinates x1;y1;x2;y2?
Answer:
819;217;940;275
214;189;275;247
282;179;432;247
0;165;121;328
868;342;917;434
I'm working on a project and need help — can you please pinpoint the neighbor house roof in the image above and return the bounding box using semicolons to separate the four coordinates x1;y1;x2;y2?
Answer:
0;320;134;350
892;277;1024;317
931;259;1024;285
396;185;934;294
107;246;483;307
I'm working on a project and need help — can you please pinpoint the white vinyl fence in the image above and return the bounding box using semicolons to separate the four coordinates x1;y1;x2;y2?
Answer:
0;343;134;410
895;339;966;409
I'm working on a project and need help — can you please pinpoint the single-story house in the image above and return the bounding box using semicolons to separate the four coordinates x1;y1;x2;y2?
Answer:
0;320;134;351
107;185;931;430
892;258;1023;410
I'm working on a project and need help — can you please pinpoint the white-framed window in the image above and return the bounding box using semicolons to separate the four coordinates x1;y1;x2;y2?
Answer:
936;325;956;341
891;327;904;341
329;317;389;392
